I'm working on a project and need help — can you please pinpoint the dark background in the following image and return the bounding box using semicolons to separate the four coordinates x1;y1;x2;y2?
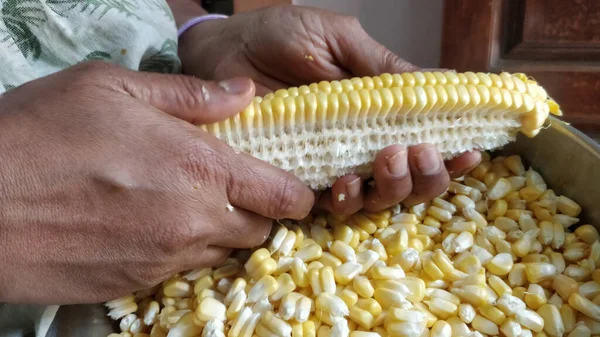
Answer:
201;0;234;15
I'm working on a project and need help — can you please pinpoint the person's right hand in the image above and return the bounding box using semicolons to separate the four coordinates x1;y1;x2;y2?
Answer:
0;62;314;305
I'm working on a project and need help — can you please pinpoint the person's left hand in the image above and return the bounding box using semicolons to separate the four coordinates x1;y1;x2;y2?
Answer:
178;4;481;215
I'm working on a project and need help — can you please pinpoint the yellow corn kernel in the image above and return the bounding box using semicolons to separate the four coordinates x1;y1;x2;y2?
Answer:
163;279;192;298
579;281;600;300
536;304;565;337
557;195;582;217
525;262;557;283
500;317;523;337
487;253;513;276
295;243;323;262
554;275;580;301
568;293;600;322
334;262;362;285
451;285;488;307
338;288;359;308
497;293;527;316
270;273;296;302
319;252;342;269
247;275;278;303
213;263;241;280
353;276;374;299
480;304;507;325
563;242;589;262
516;309;545;333
349;307;375;329
567;323;591;337
560;304;577;334
575;225;600;245
525;284;547;310
430;320;451;337
193;275;215;296
471;314;499;335
488;275;512;297
427;206;453;222
425;298;458;319
564;264;592;281
256;311;292;337
195;297;226;322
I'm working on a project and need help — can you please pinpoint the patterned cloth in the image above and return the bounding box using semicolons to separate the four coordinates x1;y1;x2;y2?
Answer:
0;0;180;335
0;0;181;94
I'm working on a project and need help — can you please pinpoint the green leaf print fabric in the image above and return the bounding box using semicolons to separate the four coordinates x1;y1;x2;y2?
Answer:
0;0;181;93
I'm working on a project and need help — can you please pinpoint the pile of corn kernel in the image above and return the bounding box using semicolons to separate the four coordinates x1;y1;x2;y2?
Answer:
106;153;600;337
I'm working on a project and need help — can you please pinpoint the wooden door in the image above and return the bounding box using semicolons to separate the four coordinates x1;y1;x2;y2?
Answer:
441;0;600;137
233;0;291;13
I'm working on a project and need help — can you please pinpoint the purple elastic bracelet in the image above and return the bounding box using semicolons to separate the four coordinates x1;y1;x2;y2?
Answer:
177;14;229;37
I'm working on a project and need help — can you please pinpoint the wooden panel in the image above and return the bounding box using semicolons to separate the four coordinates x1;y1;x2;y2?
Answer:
233;0;291;13
504;0;600;61
441;0;600;134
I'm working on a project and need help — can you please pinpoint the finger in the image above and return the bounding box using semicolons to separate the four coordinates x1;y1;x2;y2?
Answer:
329;18;420;76
317;175;364;215
224;151;315;220
180;245;232;271
207;206;274;249
445;151;482;178
363;145;413;212
116;68;256;124
402;144;450;206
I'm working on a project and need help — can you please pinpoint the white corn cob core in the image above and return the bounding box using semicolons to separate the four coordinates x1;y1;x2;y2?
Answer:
199;72;560;189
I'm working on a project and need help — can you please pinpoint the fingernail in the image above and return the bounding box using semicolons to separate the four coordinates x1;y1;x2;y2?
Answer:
218;78;251;94
345;178;361;198
417;147;442;175
387;149;408;177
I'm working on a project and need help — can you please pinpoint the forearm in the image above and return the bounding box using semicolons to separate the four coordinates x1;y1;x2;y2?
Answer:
166;0;208;28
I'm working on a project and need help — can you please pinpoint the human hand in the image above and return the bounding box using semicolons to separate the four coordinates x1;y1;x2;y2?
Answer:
178;4;481;214
0;62;313;304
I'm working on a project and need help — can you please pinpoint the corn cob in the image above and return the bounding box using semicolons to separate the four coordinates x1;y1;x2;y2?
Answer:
199;71;561;189
106;152;600;337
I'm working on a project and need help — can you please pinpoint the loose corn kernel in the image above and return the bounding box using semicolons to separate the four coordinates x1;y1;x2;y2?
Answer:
561;304;577;334
575;225;600;245
489;275;512;297
516;309;545;332
557;196;582;217
105;148;600;337
195;297;226;323
535;304;564;337
480;304;507;325
525;284;548;310
569;293;600;322
430;320;451;337
554;275;580;301
501;317;523;337
471;315;499;335
525;262;557;283
497;293;527;316
487;253;514;276
568;323;591;337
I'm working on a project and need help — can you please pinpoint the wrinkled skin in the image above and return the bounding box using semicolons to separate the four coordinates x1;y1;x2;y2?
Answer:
178;5;481;215
0;62;314;304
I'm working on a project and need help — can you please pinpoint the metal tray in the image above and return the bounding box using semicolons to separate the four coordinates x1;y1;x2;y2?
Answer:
45;117;600;337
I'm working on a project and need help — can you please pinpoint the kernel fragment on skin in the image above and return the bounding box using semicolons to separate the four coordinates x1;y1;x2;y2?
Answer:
338;193;346;202
226;203;235;212
305;54;314;61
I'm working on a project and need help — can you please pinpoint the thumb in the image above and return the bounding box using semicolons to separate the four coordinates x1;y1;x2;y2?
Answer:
118;70;256;124
330;18;420;76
